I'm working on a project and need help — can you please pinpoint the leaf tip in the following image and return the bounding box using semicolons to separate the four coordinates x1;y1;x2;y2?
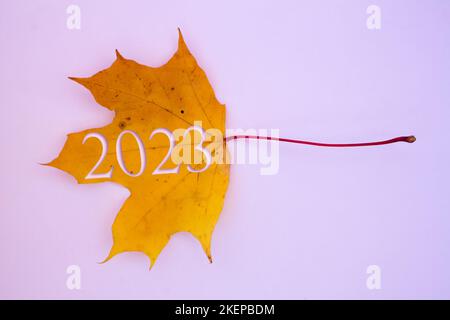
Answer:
99;246;118;265
115;49;125;61
177;27;187;50
40;158;58;168
68;76;88;86
98;257;111;265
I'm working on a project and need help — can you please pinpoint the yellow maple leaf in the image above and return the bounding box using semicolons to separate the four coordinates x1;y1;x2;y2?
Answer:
47;30;230;268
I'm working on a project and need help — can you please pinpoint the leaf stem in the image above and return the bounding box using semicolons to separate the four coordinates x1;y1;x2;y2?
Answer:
224;135;416;147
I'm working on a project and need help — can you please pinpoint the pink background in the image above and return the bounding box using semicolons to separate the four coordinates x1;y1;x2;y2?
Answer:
1;0;449;299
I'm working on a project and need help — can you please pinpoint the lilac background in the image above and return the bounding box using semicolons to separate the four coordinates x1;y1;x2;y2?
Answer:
1;0;449;299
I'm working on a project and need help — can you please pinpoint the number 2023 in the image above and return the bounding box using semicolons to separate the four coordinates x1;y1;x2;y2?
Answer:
83;126;214;180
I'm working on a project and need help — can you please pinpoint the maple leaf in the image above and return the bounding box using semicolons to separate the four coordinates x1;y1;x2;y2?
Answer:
47;30;230;268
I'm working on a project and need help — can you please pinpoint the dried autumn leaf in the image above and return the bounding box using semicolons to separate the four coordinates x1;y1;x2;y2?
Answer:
48;30;230;268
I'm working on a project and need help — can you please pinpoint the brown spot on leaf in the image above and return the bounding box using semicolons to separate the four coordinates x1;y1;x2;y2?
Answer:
118;121;127;129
